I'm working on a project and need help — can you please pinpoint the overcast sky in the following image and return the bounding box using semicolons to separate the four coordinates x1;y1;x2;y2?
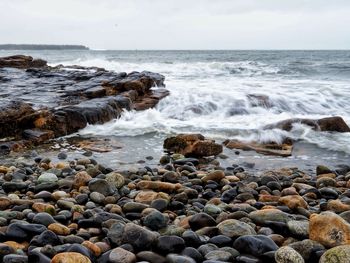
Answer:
1;0;350;50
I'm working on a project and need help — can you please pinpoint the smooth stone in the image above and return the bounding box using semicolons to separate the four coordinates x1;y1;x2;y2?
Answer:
109;247;136;263
289;239;324;262
189;213;216;230
51;252;91;263
136;251;166;263
90;192;105;204
107;221;125;245
205;250;232;261
37;173;58;183
143;210;167;231
30;230;61;246
201;170;225;183
157;236;186;254
286;220;309;238
166;254;196;263
150;199;168;211
182;230;204;247
275;246;304;263
123;202;148;213
310;211;350;247
164;171;181;183
3;254;28;263
6;223;46;240
32;212;56;227
105;172;125;189
121;223;158;251
88;179;115;196
233;235;278;256
319;245;350;263
198;244;219;256
181;247;203;262
208;235;232;247
204;204;222;216
248;209;292;224
217;219;256;238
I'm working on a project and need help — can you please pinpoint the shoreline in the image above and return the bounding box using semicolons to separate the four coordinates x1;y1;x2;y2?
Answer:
0;135;349;262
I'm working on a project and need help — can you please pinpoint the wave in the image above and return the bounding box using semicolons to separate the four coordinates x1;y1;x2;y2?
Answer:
53;55;350;154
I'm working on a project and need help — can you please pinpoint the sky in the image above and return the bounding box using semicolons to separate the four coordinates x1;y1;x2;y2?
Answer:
1;0;350;50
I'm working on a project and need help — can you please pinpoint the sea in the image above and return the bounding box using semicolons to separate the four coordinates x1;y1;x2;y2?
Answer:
1;50;350;172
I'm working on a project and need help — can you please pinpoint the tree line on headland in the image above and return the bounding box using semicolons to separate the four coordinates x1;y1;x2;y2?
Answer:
0;44;89;50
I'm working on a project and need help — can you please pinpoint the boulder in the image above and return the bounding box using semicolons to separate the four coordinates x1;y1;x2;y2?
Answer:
0;55;47;69
264;116;350;133
163;134;223;157
309;211;350;247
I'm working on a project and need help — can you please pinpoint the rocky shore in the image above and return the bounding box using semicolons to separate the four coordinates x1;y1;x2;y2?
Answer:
0;55;168;153
0;132;349;263
1;55;350;263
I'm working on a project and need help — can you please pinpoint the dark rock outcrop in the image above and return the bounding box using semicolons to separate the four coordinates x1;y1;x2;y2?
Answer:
0;55;47;69
0;55;169;149
264;116;350;133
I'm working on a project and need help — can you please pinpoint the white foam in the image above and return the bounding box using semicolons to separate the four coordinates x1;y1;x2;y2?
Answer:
55;57;350;154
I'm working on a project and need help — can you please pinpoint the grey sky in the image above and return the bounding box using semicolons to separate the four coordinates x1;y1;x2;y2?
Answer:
1;0;350;49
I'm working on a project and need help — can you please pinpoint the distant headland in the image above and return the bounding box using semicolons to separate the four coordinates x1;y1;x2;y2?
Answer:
0;44;89;50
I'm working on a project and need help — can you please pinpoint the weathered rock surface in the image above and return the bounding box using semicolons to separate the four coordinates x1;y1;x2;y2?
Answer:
0;55;47;69
265;116;350;133
163;134;223;157
309;211;350;248
224;139;293;157
0;55;168;150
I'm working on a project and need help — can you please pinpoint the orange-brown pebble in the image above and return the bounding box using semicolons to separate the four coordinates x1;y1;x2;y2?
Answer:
48;223;71;235
82;241;101;257
136;180;181;192
73;171;92;189
51;252;91;263
279;195;308;209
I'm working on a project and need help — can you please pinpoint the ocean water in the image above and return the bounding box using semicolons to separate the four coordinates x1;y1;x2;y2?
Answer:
1;50;350;168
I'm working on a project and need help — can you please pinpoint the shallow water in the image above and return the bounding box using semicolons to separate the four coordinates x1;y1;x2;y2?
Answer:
1;50;350;167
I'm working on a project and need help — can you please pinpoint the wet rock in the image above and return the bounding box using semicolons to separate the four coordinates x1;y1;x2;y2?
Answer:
51;252;91;263
275;246;304;263
143;210;167;231
136;251;166;263
205;250;233;261
319;245;350;263
121;223;158;251
201;170;225;183
233;235;278;256
163;134;223;157
166;254;196;263
136;180;181;192
289;239;324;261
264;116;350;133
157;236;186;254
224;139;293;157
3;254;28;263
109;247;136;263
217;219;256;238
32;212;56;226
37;172;58;183
189;213;216;230
88;179;114;196
248;209;292;224
279;195;308;210
0;55;47;69
310;211;350;247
